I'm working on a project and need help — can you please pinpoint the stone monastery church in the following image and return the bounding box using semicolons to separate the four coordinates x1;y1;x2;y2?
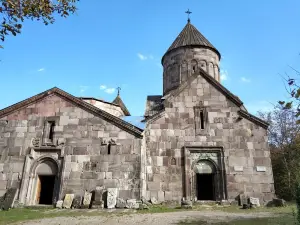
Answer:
0;19;274;207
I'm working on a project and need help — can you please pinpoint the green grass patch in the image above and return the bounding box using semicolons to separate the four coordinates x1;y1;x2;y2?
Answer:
0;208;108;225
0;204;297;225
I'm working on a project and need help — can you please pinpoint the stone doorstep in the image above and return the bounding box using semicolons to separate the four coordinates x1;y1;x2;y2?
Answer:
24;204;54;209
193;200;227;206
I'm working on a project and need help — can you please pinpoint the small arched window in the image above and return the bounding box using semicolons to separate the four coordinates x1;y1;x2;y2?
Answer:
191;60;198;73
171;158;176;165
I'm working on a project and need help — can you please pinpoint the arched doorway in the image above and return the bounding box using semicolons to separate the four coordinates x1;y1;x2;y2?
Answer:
34;160;58;205
194;160;216;201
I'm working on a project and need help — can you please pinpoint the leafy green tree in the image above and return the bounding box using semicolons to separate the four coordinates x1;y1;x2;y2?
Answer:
295;183;300;224
0;0;79;48
258;106;300;200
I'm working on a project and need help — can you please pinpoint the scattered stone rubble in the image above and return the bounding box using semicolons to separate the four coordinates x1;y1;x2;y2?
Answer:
238;193;285;209
54;187;152;210
181;198;193;209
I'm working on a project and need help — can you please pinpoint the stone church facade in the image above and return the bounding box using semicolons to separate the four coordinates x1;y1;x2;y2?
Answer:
0;20;274;206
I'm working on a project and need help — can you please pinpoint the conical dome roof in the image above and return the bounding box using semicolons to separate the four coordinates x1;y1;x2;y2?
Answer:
163;21;221;60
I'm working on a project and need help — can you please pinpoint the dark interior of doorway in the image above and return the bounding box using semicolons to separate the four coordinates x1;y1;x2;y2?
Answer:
39;175;55;205
197;173;215;200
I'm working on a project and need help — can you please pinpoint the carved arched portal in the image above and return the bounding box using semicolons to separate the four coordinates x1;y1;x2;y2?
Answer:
24;156;60;205
183;147;227;202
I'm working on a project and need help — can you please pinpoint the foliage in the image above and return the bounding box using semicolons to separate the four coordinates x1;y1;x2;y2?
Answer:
0;0;79;48
296;184;300;224
258;106;300;200
279;67;300;123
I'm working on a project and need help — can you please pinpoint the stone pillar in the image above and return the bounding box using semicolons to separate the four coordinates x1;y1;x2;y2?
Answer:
184;147;191;200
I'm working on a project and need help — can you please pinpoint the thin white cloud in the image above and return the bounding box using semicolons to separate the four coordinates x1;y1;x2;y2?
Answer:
241;77;251;83
99;85;116;94
220;69;228;81
100;85;107;90
104;88;115;94
137;53;147;60
79;86;89;93
37;68;45;72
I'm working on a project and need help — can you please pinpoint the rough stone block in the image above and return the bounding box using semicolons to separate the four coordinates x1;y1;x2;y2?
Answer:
107;188;118;209
63;194;74;209
0;181;8;189
157;191;165;202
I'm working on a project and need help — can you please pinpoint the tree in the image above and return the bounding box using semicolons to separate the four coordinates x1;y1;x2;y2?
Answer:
258;105;300;200
0;0;79;48
279;66;300;122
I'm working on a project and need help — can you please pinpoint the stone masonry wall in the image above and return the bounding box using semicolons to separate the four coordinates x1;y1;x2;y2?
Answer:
144;74;274;203
82;99;124;117
163;47;220;94
0;94;142;201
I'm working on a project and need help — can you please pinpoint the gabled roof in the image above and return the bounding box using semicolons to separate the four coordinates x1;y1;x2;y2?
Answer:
79;97;119;107
0;87;143;137
165;67;244;107
112;95;131;116
162;68;268;129
238;110;269;129
162;21;221;62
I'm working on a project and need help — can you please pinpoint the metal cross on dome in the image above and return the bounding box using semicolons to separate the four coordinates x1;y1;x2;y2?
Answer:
185;9;192;23
117;87;121;96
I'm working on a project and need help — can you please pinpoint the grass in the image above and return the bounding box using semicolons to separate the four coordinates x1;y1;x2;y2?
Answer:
0;204;297;225
0;208;108;225
178;216;295;225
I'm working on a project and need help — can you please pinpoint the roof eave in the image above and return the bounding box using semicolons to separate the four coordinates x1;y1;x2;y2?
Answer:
0;87;142;138
161;45;221;65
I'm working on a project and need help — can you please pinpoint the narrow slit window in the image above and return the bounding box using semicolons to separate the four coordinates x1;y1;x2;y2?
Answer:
48;121;55;142
200;111;204;129
108;144;111;155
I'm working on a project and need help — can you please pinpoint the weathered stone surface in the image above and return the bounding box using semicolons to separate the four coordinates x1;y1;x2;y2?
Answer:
272;198;286;207
107;188;118;209
181;199;193;209
150;197;159;205
238;194;248;206
82;191;92;209
141;196;152;206
0;188;18;210
93;186;104;205
125;199;139;209
249;197;260;207
139;203;149;210
116;198;126;208
56;200;63;209
63;194;74;209
266;198;286;207
72;196;82;209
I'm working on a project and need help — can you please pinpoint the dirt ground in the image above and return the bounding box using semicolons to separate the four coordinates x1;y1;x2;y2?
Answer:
17;210;276;225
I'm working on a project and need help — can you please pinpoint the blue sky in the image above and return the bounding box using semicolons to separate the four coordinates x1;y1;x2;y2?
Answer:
0;0;300;116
